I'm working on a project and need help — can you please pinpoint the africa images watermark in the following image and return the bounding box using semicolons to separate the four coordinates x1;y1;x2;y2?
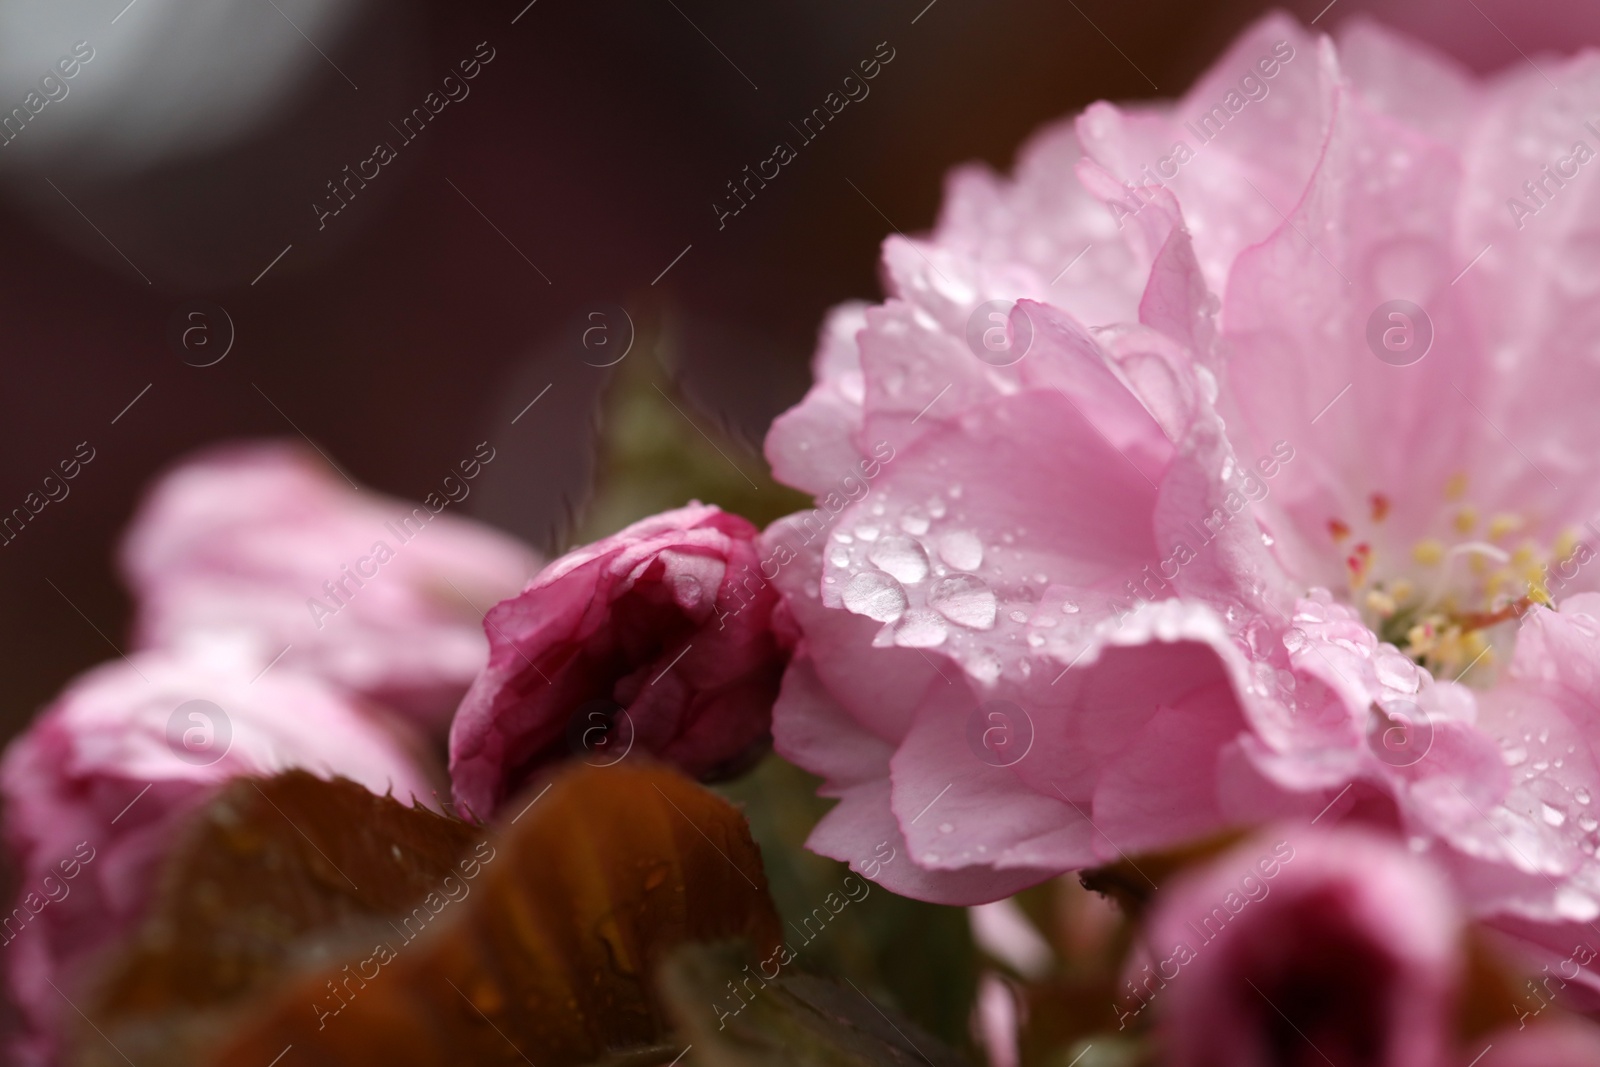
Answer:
0;841;97;948
306;442;498;630
313;838;498;1030
0;441;97;548
1113;839;1297;1030
1108;441;1296;626
710;840;898;1029
714;441;898;631
0;40;96;149
314;41;498;231
1102;39;1298;230
713;41;897;230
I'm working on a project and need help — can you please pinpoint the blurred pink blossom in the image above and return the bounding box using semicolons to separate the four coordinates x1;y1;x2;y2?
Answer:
120;440;540;733
762;6;1600;955
0;642;435;1066
449;503;789;818
1139;827;1460;1067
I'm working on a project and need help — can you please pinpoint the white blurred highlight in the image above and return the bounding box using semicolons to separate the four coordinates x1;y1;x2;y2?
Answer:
0;0;369;173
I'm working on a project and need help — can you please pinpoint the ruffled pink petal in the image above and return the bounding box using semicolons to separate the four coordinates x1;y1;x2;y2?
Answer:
0;644;433;1063
120;440;540;733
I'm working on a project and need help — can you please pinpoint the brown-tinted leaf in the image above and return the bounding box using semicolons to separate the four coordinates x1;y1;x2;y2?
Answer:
204;760;783;1067
70;771;481;1066
658;941;972;1067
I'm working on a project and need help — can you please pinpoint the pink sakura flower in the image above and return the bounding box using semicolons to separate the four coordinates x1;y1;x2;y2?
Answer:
448;504;788;818
0;641;435;1066
1136;825;1600;1067
762;6;1600;960
120;440;540;734
1137;827;1461;1067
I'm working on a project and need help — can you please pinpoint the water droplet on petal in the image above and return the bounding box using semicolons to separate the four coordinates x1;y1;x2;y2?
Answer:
1374;652;1420;694
869;535;930;584
1543;802;1568;827
939;530;984;571
842;570;907;623
893;609;947;648
673;575;704;607
929;574;997;630
1555;885;1600;922
900;509;931;536
856;524;881;542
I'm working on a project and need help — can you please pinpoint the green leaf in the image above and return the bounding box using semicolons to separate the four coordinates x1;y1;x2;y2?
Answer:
658;941;974;1067
577;344;809;545
716;756;979;1051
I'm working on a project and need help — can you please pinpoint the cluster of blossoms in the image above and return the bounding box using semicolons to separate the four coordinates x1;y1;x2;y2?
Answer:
0;444;538;1064
11;9;1600;1066
0;445;789;1064
754;10;1600;1062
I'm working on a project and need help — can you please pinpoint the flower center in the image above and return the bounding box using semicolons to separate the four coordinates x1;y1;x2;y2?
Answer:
1331;477;1584;683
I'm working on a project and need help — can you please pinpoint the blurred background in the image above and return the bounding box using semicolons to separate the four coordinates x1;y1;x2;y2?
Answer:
0;0;1596;742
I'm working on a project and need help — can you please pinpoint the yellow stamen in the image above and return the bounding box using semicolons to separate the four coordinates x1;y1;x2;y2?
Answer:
1413;539;1446;566
1488;514;1523;542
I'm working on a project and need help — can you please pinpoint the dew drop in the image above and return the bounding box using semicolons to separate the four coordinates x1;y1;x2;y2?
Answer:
829;548;850;567
1582;814;1599;833
892;609;948;648
672;575;705;607
929;574;998;630
869;535;930;584
1374;652;1420;694
856;524;881;542
842;570;907;623
1543;802;1568;827
1579;789;1593;806
900;510;931;536
939;530;984;571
